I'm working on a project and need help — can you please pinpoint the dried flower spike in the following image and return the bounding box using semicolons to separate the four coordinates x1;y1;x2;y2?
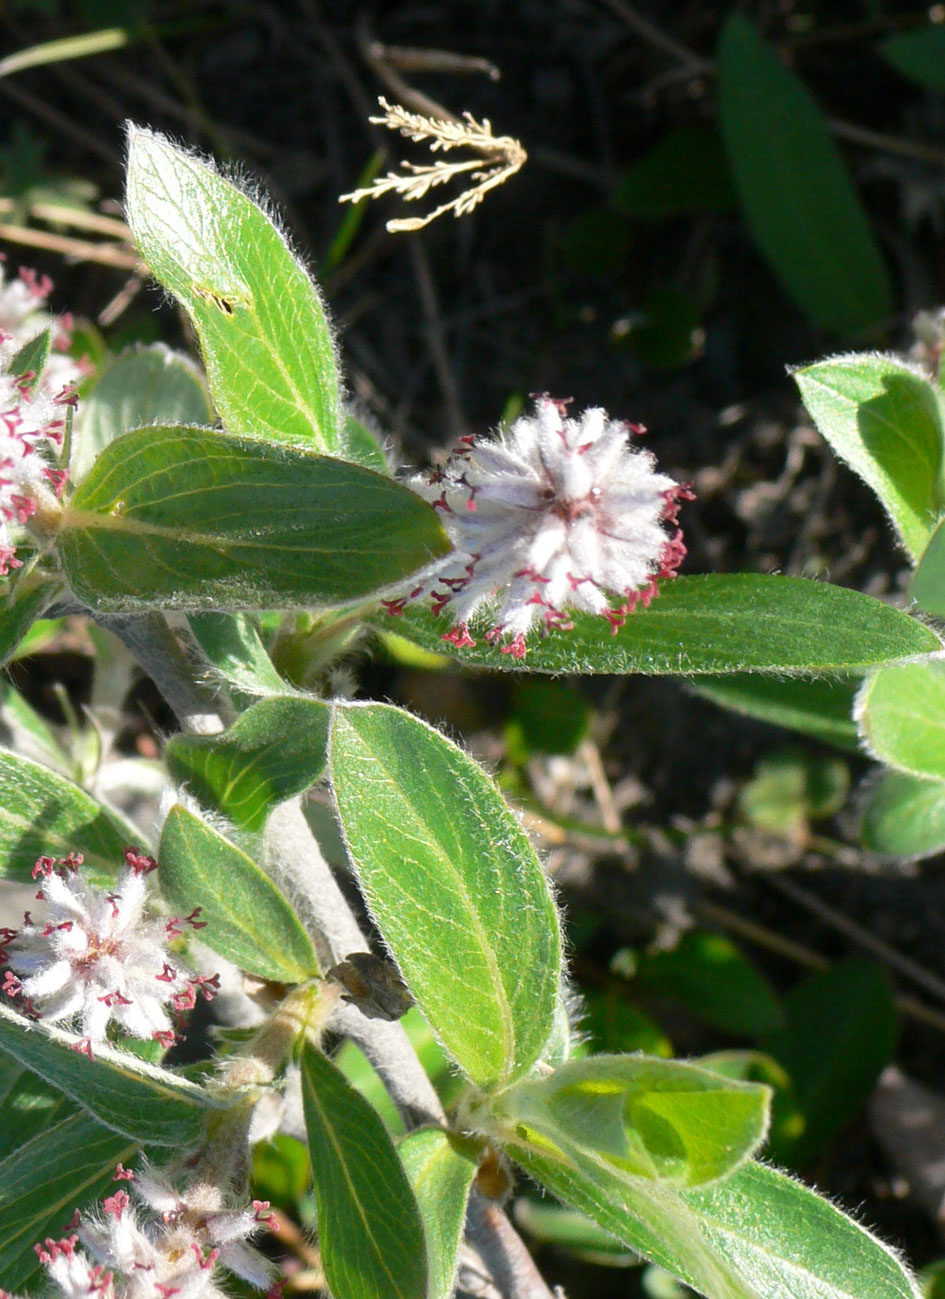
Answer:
0;849;215;1048
386;397;692;658
339;97;526;232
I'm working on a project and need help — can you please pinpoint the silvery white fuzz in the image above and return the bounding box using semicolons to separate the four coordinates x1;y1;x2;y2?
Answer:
388;396;691;658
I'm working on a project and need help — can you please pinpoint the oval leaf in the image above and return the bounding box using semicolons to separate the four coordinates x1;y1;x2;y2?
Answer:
382;575;940;675
125;127;342;453
0;1001;215;1145
489;1055;769;1190
166;696;329;831
0;577;57;670
636;931;784;1039
507;1146;918;1299
187;613;289;700
0;749;140;882
300;1043;427;1299
881;25;945;92
56;425;448;612
329;703;561;1090
910;515;945;617
0;1111;138;1292
856;661;945;779
794;355;944;560
691;674;859;751
717;14;892;334
158;806;320;983
861;770;945;859
764;959;897;1166
398;1127;477;1299
75;343;212;482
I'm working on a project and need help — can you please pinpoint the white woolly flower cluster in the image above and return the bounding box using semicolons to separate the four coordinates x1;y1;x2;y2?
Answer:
0;258;83;576
386;396;692;658
33;1165;279;1299
0;850;218;1052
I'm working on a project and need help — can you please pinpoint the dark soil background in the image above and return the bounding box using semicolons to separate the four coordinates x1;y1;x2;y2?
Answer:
5;2;945;1295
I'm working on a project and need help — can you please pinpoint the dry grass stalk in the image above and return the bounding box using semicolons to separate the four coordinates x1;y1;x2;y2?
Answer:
340;97;526;232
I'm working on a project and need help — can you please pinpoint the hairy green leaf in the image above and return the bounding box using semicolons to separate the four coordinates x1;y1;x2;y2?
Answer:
56;425;448;611
398;1127;477;1299
300;1044;427;1299
0;749;140;882
0;1001;216;1144
861;770;945;860
330;703;560;1090
487;1054;769;1190
383;575;939;675
507;1147;918;1299
717;14;892;333
857;662;945;780
125;127;342;452
795;355;944;560
75;343;212;481
690;675;859;751
0;1110;138;1292
911;516;945;617
159;806;320;982
0;576;57;669
166;696;329;830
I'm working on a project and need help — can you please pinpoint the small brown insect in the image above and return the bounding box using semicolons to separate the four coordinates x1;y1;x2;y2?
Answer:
327;951;414;1022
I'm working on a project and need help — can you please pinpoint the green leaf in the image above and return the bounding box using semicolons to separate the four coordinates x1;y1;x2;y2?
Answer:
582;994;673;1058
187;612;289;699
717;14;892;334
0;1062;75;1161
0;679;70;775
690;675;859;751
398;1127;477;1299
860;770;945;859
56;425;448;612
636;931;784;1038
341;413;390;474
508;1147;919;1299
794;355;944;560
505;678;590;759
737;747;849;837
300;1043;427;1299
6;327;50;388
329;703;560;1090
487;1054;769;1190
125;127;342;452
505;1145;754;1299
0;1110;138;1292
383;575;939;675
764;959;897;1165
0;749;140;882
857;662;945;779
75;343;212;482
158;806;320;982
166;696;329;831
0;1001;217;1144
613;125;737;218
512;1198;635;1264
698;1051;804;1157
0;576;56;669
911;516;945;617
881;25;945;92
